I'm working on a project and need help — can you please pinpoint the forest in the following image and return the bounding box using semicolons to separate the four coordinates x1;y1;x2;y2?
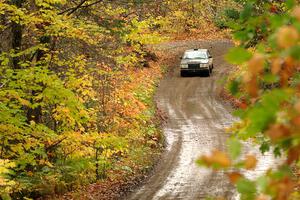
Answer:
1;0;300;200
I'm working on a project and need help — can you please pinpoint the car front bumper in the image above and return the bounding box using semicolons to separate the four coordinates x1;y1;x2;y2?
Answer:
180;67;209;73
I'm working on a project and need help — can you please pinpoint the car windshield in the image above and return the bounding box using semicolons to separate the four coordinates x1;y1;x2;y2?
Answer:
183;51;207;59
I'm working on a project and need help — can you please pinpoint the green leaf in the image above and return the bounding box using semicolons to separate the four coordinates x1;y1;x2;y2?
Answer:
236;178;256;200
1;193;12;200
291;72;300;86
259;142;270;154
256;176;268;193
242;89;291;137
288;46;300;60
270;15;289;30
240;3;253;21
228;79;240;95
233;109;246;118
244;106;275;137
260;89;290;110
285;0;296;9
227;138;242;160
270;165;292;180
234;30;252;42
225;47;252;64
263;74;279;84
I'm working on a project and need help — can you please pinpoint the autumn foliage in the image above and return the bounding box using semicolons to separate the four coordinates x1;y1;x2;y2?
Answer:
0;0;236;198
0;0;167;198
199;1;300;200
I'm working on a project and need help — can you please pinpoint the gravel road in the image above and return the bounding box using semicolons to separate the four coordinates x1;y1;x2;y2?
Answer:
125;40;278;200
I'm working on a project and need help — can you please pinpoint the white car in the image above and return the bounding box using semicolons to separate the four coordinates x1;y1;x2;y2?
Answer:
180;49;213;77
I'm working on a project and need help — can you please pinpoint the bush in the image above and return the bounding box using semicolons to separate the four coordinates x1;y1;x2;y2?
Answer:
225;8;240;20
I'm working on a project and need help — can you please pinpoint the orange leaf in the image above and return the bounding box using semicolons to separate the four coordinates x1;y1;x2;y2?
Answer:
271;58;283;75
266;124;291;142
201;155;214;166
291;116;300;126
248;54;265;75
255;194;270;200
276;26;299;49
246;77;258;98
294;101;300;113
292;6;300;22
270;177;294;200
244;155;257;170
227;172;243;184
211;150;232;168
201;150;232;168
287;145;300;164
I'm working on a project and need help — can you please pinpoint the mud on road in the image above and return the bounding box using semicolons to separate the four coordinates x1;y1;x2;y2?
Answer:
125;40;278;200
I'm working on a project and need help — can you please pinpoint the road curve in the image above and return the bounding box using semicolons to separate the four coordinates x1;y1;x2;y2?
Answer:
125;40;280;200
125;40;236;200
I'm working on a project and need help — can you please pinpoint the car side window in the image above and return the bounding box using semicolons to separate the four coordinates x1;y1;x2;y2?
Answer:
207;51;212;58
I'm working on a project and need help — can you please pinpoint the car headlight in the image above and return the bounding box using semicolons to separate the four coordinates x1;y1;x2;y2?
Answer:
180;64;188;68
200;63;209;68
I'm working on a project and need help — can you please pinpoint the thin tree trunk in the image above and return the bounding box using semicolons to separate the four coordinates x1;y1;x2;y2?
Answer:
95;147;100;180
26;36;50;123
11;0;24;69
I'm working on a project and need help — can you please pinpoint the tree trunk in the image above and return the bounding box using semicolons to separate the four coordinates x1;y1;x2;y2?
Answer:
27;36;51;123
11;0;24;69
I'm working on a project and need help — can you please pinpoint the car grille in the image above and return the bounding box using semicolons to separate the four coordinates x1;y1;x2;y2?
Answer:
188;64;200;69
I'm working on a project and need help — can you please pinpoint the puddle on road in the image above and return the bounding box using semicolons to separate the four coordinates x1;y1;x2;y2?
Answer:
153;119;214;200
242;142;282;180
128;40;279;200
157;102;281;200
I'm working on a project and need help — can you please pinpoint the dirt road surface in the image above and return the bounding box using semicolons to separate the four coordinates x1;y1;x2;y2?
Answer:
125;40;278;200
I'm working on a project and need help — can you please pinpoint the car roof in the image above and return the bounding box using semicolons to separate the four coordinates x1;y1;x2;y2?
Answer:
185;49;208;53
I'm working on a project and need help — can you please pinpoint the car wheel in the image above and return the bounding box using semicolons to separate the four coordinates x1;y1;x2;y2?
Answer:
206;69;211;77
180;71;186;77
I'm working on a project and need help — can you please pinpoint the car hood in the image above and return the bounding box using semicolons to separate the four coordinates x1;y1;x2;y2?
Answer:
181;59;209;64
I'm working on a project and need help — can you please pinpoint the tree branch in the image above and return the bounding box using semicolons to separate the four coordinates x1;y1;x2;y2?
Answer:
58;0;87;15
58;0;105;16
45;137;67;152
